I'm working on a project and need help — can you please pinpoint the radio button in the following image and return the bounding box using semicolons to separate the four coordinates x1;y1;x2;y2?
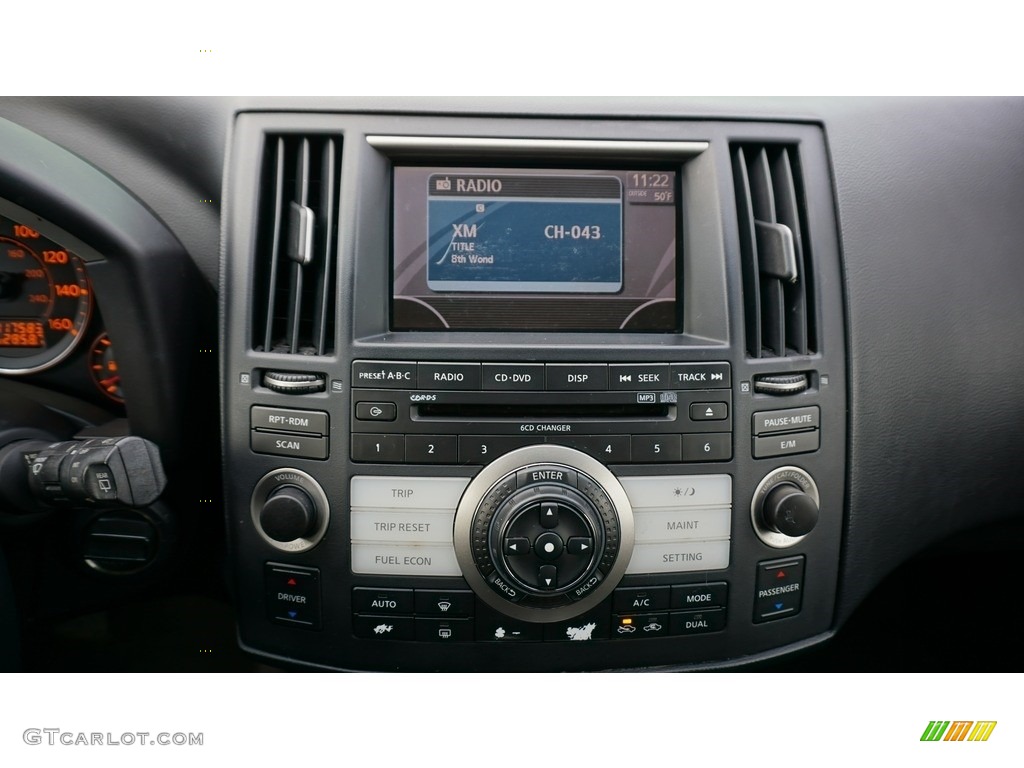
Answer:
352;360;417;389
682;433;732;462
355;402;397;421
547;435;630;463
482;363;545;391
546;364;608;391
405;435;458;464
631;435;682;463
459;435;537;463
609;364;670;390
417;362;481;390
352;434;405;463
670;362;731;389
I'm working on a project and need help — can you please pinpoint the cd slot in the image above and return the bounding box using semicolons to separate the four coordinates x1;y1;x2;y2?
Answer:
414;402;673;421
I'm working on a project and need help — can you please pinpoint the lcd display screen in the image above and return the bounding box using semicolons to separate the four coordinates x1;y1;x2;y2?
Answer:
393;167;679;331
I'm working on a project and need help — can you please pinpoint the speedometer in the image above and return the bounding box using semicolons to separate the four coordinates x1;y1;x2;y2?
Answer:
0;215;92;374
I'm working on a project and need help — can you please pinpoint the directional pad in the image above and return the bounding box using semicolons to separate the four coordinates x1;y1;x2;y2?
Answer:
540;502;559;528
566;537;593;555
538;565;558;589
534;531;564;560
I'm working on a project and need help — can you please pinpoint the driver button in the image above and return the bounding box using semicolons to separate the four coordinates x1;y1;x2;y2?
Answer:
534;532;564;561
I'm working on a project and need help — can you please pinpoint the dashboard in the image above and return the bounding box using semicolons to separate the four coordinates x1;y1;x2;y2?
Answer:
0;97;1022;673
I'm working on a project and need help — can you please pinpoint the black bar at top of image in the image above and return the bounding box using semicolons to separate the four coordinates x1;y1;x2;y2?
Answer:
427;174;621;199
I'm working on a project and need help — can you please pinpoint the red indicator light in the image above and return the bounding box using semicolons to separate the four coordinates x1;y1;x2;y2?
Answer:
286;578;297;586
776;570;786;579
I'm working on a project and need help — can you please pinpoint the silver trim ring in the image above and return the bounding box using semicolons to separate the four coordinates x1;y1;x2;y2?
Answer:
454;444;634;623
750;465;819;548
250;468;330;552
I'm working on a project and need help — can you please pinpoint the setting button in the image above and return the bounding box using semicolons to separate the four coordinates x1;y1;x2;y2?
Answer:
609;364;670;390
355;402;397;421
417;362;480;390
482;363;545;391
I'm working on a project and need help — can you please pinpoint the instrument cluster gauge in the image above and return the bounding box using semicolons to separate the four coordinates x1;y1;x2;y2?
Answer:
89;333;123;403
0;215;92;374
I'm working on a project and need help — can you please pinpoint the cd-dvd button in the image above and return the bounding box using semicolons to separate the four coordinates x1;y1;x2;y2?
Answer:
482;363;545;391
609;364;670;390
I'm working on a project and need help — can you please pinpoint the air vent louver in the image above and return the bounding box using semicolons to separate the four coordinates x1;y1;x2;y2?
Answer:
732;143;816;358
252;134;341;355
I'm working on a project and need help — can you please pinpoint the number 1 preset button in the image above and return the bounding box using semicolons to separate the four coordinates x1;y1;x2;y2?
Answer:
352;434;406;463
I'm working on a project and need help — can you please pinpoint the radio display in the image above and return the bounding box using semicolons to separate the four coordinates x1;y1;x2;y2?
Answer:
392;167;679;332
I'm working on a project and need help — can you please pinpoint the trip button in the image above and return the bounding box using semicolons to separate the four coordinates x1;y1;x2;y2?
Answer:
482;363;545;391
609;364;670;390
355;402;397;421
417;362;481;390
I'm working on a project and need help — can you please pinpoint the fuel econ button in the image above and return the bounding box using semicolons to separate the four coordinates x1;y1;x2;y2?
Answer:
454;445;634;624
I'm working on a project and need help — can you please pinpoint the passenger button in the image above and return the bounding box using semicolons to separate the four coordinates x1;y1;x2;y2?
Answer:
417;362;481;390
481;363;545;390
546;364;608;391
609;364;670;390
755;555;805;622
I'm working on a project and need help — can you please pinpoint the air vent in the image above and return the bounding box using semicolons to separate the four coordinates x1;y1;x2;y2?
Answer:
732;143;816;358
252;134;341;355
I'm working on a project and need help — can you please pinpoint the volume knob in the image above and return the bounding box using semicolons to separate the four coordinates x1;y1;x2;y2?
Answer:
260;485;318;542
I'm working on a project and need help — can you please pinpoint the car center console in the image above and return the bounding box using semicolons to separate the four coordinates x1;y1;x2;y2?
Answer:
221;112;846;671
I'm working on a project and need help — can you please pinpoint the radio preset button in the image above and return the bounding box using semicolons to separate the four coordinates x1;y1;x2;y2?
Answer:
609;364;671;390
355;402;397;421
671;362;731;389
482;363;545;391
682;433;732;462
547;435;630;463
351;434;405;463
631;435;682;463
405;434;459;464
459;435;537;463
545;364;608;391
352;360;417;389
417;362;481;390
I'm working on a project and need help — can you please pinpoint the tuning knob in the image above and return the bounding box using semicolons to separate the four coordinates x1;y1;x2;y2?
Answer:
762;483;818;537
750;466;820;548
260;485;317;542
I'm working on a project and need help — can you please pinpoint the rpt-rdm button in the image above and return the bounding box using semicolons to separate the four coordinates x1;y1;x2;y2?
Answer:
252;406;328;434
